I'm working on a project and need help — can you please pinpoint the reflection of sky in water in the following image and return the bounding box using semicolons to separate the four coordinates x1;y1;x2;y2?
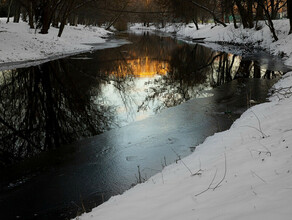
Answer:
0;33;288;163
91;43;286;127
1;33;290;220
95;54;214;126
99;76;160;126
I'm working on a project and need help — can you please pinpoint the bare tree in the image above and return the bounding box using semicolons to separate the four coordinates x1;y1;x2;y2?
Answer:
6;0;13;23
186;0;227;27
257;0;286;41
234;0;254;28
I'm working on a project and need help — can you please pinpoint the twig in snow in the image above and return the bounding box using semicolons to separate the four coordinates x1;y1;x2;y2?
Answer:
135;165;145;184
80;194;86;212
251;111;268;138
143;167;165;184
195;153;227;196
161;156;167;169
241;111;268;138
171;148;194;176
250;170;267;184
171;148;203;176
195;169;218;196
212;153;227;190
271;86;292;100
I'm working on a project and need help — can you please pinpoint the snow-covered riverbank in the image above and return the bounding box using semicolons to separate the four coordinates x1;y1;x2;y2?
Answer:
1;17;292;220
76;21;292;220
0;18;126;70
130;19;292;66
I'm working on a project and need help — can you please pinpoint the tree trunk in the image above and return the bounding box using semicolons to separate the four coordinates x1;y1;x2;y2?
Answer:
255;0;264;28
234;60;252;79
266;13;278;41
28;1;34;29
256;0;264;20
188;0;227;27
192;19;199;30
258;2;278;41
235;0;254;28
231;3;238;29
40;64;61;150
235;0;249;28
52;12;59;28
13;1;21;23
270;0;277;19
254;63;261;78
40;6;51;34
264;70;271;79
74;15;78;26
6;0;13;23
58;17;66;37
106;1;129;30
247;0;254;28
288;0;292;34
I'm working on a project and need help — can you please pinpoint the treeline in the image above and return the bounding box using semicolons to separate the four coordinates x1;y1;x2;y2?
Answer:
1;0;292;38
158;0;292;39
2;0;105;36
1;0;134;36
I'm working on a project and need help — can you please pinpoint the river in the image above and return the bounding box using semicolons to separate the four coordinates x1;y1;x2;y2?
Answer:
0;31;290;220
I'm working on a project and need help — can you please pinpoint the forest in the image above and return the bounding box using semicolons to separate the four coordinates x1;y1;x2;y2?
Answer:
0;0;291;38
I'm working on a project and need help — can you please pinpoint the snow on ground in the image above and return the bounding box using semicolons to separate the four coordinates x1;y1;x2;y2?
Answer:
0;18;113;67
76;21;292;219
76;75;292;220
130;19;292;66
1;16;292;220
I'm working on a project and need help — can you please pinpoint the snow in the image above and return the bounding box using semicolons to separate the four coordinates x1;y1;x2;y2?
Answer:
75;21;292;219
1;17;292;220
77;85;292;220
0;18;127;70
130;20;292;66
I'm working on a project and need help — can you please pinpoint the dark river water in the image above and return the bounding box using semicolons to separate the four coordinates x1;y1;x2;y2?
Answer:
0;32;291;220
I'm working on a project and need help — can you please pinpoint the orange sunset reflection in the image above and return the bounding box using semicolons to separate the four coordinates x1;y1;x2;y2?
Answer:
128;56;169;77
110;56;169;78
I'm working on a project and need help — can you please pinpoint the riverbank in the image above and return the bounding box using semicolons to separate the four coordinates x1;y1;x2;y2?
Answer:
0;18;119;70
77;21;292;219
130;19;292;66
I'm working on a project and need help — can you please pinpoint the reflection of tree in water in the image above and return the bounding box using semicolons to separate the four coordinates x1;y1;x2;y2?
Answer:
0;34;283;165
139;44;218;112
0;60;118;165
139;43;281;113
82;33;178;118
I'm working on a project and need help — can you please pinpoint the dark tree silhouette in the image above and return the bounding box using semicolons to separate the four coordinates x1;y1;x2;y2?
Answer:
288;0;292;34
0;59;117;165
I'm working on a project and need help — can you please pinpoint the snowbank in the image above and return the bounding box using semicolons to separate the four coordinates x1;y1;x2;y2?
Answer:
77;21;292;219
130;20;292;66
76;74;292;220
0;18;113;68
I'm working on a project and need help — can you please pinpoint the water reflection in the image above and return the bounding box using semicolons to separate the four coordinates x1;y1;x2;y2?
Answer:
0;61;117;164
138;41;281;112
0;33;284;166
0;32;290;220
